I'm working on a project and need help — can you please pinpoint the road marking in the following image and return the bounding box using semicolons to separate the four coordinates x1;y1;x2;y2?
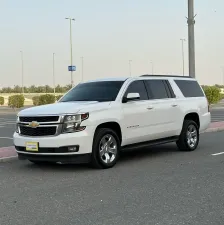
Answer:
211;152;224;156
0;137;13;139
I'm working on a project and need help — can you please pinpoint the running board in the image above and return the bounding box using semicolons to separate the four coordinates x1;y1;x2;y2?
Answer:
122;136;179;151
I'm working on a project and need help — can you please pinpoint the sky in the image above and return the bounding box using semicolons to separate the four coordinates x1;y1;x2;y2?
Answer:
1;0;224;87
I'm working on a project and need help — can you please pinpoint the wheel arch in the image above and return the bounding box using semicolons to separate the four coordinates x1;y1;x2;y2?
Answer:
184;112;200;129
94;121;122;144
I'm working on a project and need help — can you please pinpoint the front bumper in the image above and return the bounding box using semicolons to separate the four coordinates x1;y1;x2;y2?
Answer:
17;151;91;163
13;125;95;157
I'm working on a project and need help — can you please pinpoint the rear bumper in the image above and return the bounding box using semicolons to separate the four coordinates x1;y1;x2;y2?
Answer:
17;151;91;164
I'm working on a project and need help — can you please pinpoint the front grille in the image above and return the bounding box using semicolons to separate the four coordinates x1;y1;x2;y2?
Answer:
19;126;57;136
19;116;59;123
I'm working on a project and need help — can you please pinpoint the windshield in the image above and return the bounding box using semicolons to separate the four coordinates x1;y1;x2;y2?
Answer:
59;81;124;102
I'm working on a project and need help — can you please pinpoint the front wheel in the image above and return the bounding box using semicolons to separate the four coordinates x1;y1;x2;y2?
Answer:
91;128;120;169
176;120;199;151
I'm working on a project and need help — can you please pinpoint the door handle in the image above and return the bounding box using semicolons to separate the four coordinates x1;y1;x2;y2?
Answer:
171;104;178;107
147;106;154;110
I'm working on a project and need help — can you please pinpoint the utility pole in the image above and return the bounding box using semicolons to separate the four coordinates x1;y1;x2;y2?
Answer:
53;53;56;97
81;57;84;82
20;51;24;95
65;17;75;87
180;39;186;76
187;0;196;78
129;60;132;76
222;67;224;86
150;61;154;74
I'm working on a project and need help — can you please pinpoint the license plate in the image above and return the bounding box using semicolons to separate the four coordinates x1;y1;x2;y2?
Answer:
26;142;38;152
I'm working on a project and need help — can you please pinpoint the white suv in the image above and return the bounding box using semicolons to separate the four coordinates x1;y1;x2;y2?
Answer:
13;75;211;169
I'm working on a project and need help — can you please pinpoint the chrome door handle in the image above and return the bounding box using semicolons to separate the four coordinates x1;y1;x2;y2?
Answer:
172;104;178;107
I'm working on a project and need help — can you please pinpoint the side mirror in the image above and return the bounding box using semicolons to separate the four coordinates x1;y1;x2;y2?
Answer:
123;93;140;103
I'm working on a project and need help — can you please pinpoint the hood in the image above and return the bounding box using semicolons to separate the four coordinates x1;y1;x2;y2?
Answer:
18;101;111;116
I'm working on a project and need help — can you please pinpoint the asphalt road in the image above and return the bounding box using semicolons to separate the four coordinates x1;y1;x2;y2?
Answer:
0;114;16;147
210;108;224;122
0;131;224;225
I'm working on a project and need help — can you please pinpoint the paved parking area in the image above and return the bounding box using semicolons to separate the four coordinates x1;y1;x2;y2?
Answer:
0;132;224;225
0;111;224;224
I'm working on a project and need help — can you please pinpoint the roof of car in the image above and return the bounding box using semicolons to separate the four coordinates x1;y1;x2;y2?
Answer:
84;75;195;83
85;77;129;83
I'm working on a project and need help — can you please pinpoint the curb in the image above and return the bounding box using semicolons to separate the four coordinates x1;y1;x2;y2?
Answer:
203;127;224;133
0;156;18;162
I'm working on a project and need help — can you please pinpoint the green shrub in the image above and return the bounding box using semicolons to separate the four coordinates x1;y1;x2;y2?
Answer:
56;95;63;101
0;96;4;105
203;86;221;104
8;95;25;108
219;93;224;100
38;94;55;105
32;96;40;106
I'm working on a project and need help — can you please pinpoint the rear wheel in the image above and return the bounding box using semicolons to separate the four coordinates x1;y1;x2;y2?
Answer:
176;119;199;151
91;128;120;169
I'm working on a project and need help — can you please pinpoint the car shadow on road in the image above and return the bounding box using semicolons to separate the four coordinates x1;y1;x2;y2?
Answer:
119;143;181;163
22;143;181;171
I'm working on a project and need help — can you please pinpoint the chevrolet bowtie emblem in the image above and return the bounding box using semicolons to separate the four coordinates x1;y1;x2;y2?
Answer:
28;121;39;128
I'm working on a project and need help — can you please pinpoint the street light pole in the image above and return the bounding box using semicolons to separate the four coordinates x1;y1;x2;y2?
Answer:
187;0;196;78
65;17;75;87
20;51;24;95
129;60;132;76
222;67;224;86
180;39;186;76
53;53;56;97
81;57;84;82
150;61;154;74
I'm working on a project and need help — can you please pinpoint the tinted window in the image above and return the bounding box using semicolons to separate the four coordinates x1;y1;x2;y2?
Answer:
165;80;176;98
60;81;124;102
174;80;204;97
145;80;169;99
124;81;148;100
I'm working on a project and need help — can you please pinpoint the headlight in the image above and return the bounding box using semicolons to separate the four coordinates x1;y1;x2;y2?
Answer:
62;113;89;133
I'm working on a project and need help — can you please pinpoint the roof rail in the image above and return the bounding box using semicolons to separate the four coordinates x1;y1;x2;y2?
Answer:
140;74;192;78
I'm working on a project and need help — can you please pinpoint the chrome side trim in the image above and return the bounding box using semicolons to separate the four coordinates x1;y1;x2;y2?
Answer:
16;151;80;156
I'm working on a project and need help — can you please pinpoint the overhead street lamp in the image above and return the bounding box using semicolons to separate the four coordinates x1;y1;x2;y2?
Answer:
65;17;75;87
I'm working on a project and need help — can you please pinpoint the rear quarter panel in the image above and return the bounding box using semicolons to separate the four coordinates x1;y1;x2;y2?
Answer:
169;78;210;133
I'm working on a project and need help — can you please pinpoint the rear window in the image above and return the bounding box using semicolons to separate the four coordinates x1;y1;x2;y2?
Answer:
174;80;204;97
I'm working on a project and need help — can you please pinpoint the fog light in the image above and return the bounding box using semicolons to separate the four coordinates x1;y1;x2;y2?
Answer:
68;146;79;152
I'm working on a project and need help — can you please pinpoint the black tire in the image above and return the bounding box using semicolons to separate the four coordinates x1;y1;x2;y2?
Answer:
91;128;120;169
176;119;199;151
